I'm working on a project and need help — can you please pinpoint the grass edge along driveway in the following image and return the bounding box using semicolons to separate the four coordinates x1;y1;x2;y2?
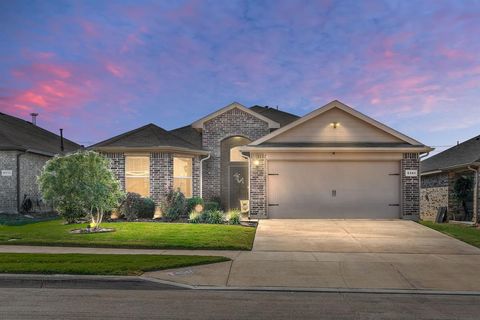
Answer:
420;221;480;249
0;219;256;250
0;253;229;276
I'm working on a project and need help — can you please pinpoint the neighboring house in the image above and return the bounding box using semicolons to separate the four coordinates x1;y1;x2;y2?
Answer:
91;100;431;219
420;135;480;222
0;112;81;213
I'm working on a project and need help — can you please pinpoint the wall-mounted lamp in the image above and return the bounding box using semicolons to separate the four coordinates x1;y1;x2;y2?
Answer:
253;160;260;166
330;122;339;129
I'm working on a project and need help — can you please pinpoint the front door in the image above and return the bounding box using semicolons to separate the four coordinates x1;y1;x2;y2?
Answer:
229;164;249;210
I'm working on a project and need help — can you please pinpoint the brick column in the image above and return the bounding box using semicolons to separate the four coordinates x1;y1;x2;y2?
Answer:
150;152;173;205
102;152;125;191
401;153;420;218
250;153;267;217
192;155;201;198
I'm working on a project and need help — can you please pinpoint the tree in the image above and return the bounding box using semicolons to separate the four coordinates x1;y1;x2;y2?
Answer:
38;151;124;229
453;175;473;221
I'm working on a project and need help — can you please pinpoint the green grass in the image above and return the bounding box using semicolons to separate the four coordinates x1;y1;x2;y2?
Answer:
0;253;229;276
420;221;480;248
0;219;256;250
0;213;59;226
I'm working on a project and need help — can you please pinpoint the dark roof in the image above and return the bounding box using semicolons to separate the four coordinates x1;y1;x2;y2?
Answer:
0;112;81;155
251;142;426;148
249;105;300;127
421;135;480;173
170;125;202;148
90;123;203;151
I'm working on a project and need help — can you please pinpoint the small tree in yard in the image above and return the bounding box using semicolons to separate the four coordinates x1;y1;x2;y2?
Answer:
38;151;124;229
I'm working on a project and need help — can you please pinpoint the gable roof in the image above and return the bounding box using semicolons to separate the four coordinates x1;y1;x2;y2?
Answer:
191;102;280;129
249;105;300;127
248;100;430;151
421;135;480;174
0;112;81;156
90;123;207;154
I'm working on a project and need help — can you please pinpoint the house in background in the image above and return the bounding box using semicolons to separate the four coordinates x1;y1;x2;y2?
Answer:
91;100;431;219
0;112;81;213
420;135;480;222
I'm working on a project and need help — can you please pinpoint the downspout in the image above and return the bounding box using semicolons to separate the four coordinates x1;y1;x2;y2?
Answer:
240;152;251;219
199;153;211;199
417;152;430;220
467;165;479;224
16;151;26;213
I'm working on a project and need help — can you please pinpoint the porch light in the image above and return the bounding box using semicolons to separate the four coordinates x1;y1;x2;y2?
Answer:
330;122;339;129
253;160;260;166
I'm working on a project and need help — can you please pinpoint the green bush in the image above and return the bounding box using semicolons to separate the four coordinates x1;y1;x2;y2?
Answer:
61;205;86;224
160;188;186;221
202;210;225;224
186;197;204;213
188;211;202;224
204;201;220;211
227;209;241;225
119;193;155;220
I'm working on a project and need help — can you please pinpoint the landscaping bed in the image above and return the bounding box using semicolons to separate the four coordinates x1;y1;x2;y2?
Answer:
0;219;256;250
420;221;480;248
0;253;229;276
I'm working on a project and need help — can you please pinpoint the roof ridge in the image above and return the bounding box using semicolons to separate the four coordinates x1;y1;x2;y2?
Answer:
89;123;158;148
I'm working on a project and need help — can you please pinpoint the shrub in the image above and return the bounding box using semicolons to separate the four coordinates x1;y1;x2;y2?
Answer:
62;205;86;224
119;193;155;220
186;197;204;213
137;197;156;219
160;188;186;221
188;211;203;224
227;209;241;225
202;210;225;224
204;201;220;211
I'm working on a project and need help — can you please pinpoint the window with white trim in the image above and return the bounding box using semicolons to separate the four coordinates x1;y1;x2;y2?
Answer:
125;156;150;197
173;157;193;198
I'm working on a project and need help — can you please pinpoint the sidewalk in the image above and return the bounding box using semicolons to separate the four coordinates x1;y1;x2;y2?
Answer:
3;245;480;292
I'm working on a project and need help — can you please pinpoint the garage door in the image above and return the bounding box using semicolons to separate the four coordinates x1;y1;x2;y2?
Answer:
267;161;400;219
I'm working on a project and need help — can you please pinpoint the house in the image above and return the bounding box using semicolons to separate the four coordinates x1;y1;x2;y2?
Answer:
0;112;81;213
420;135;480;222
91;100;431;219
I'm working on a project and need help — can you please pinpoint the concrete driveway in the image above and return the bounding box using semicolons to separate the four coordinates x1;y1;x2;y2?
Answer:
147;219;480;291
252;219;479;254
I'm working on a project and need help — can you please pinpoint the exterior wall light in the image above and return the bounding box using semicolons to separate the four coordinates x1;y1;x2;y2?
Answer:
253;160;260;166
330;122;339;129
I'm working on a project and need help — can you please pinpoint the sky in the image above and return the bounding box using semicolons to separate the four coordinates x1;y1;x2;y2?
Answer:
0;0;479;155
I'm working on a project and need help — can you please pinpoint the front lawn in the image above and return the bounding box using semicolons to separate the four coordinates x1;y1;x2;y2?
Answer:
0;253;228;276
420;221;480;248
0;219;256;250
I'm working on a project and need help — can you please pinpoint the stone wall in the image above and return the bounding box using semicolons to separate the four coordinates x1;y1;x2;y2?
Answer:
201;107;270;201
420;173;449;221
249;153;267;217
401;153;420;218
0;151;19;213
19;153;51;212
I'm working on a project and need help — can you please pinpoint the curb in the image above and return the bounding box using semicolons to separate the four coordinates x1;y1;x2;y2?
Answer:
3;274;480;296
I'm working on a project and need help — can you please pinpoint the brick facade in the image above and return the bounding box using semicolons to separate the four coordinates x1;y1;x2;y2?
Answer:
249;153;267;217
401;153;420;218
201;108;270;201
102;152;125;191
0;151;19;213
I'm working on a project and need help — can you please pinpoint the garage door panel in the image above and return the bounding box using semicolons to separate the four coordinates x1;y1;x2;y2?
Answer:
267;161;400;219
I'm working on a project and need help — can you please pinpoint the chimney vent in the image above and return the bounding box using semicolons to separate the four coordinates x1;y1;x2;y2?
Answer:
30;113;38;125
59;129;64;152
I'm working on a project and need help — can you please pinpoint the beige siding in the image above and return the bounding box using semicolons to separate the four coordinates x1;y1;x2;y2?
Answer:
269;108;403;143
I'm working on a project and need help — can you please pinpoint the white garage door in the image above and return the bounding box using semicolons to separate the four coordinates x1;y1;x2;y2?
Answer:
267;161;400;219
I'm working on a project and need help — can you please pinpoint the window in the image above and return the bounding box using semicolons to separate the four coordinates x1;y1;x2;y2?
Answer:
230;146;247;162
173;157;193;198
125;156;150;197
